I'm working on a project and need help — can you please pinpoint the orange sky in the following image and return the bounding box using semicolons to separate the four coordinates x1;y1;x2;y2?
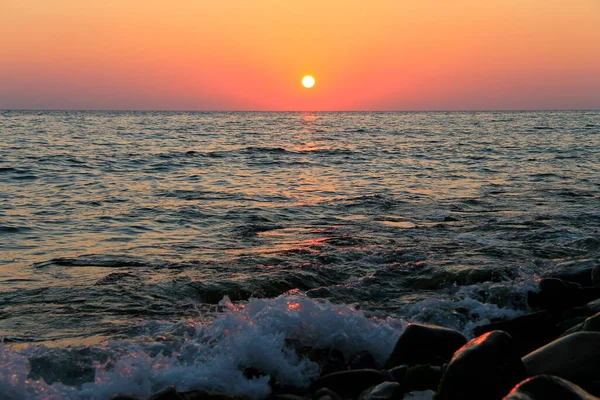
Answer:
1;0;599;110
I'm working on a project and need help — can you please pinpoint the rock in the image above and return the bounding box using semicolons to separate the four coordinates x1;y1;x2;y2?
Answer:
592;265;600;288
312;388;342;400
523;332;600;389
582;313;600;332
436;331;527;400
388;365;408;383
349;350;380;370
545;259;598;286
310;370;393;399
178;391;253;400
528;285;600;313
404;390;435;400
399;364;442;392
557;317;586;337
307;348;346;376
149;386;181;400
588;299;600;314
270;395;307;400
473;311;557;356
503;375;597;400
358;382;402;400
109;394;145;400
539;278;581;290
384;323;467;368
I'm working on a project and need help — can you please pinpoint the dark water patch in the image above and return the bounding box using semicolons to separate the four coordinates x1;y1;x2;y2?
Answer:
34;254;161;268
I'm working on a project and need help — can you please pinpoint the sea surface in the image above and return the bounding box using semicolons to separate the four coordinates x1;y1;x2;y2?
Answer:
0;110;599;398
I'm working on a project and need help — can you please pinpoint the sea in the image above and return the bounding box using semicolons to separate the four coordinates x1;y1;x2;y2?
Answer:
0;110;599;399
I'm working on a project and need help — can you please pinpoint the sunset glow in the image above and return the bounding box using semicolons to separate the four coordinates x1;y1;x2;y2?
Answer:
302;76;316;89
1;0;599;110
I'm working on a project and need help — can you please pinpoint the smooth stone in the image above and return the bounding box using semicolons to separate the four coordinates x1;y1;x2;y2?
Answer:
384;323;467;368
312;388;342;400
523;332;600;387
310;370;393;399
149;386;181;400
399;364;442;393
358;382;403;400
178;391;253;400
545;259;598;286
436;331;527;400
388;365;408;383
583;313;600;332
528;286;600;312
473;311;557;356
404;391;435;400
503;375;597;400
557;317;587;335
349;350;380;370
109;395;145;400
540;278;582;290
588;299;600;314
592;265;600;288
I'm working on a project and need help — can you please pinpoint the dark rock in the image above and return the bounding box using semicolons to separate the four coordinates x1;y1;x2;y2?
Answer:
388;365;408;383
588;299;600;314
503;375;597;400
557;317;586;337
384;323;467;368
539;278;581;290
473;311;557;356
358;382;402;400
307;348;346;376
149;386;181;400
310;369;393;399
349;350;380;370
399;364;442;392
269;395;307;400
436;331;527;400
312;388;342;400
592;265;600;288
178;391;253;400
109;394;145;400
523;332;600;389
582;313;600;332
528;286;600;313
544;259;598;286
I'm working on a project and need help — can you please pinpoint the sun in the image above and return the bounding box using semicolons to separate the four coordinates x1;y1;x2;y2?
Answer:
302;75;315;88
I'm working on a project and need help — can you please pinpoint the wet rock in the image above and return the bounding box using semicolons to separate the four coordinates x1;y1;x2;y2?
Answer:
149;386;181;400
404;390;434;400
473;311;557;356
399;364;442;392
109;394;145;400
557;317;586;337
545;259;598;286
388;365;408;383
592;265;600;288
588;299;600;313
178;390;253;400
384;323;467;368
523;332;600;389
539;278;582;290
310;369;393;399
436;331;527;400
358;382;402;400
307;348;346;376
270;395;307;400
349;350;380;370
503;375;597;400
312;388;342;400
582;313;600;332
528;285;600;313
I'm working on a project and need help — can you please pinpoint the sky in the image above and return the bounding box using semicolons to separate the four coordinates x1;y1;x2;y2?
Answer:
1;0;599;111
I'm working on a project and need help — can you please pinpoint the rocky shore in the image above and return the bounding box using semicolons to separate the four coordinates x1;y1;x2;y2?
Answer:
110;263;600;400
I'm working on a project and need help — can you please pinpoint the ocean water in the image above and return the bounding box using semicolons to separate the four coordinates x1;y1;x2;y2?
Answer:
0;110;599;398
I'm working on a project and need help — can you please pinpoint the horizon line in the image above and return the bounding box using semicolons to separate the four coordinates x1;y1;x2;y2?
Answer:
2;108;600;113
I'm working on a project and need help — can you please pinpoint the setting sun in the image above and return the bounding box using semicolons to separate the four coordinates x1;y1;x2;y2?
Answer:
302;75;315;89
